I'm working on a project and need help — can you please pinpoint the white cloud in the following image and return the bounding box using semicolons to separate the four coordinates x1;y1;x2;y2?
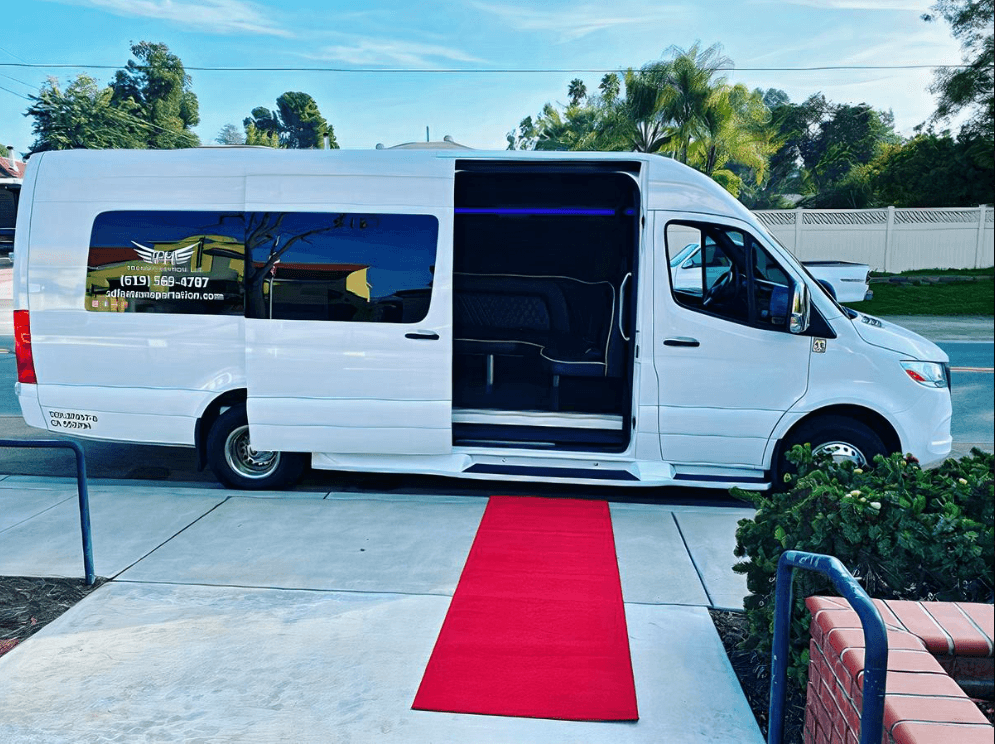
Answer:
50;0;293;38
308;37;487;68
471;1;691;42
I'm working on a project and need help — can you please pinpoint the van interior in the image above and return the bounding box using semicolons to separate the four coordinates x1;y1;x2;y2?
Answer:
451;161;641;452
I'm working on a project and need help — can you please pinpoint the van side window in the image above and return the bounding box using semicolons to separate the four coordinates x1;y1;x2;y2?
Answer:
665;221;792;330
244;212;438;323
85;211;246;315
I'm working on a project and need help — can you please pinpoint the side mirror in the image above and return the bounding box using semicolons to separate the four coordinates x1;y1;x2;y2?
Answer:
816;278;837;300
789;283;810;334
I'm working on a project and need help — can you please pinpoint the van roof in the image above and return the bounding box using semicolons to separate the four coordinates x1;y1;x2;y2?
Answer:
29;147;759;227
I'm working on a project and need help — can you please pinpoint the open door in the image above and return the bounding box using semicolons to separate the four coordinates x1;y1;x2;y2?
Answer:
243;161;455;455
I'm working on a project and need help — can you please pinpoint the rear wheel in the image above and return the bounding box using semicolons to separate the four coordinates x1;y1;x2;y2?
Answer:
778;415;888;483
206;405;305;490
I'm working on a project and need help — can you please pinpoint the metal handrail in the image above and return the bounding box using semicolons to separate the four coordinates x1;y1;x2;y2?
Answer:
767;550;888;744
0;439;95;585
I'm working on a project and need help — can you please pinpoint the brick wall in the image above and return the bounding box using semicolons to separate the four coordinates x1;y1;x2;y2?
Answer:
804;596;993;744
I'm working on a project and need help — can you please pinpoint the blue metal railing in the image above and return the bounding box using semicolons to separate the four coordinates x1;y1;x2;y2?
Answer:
0;439;95;586
767;550;888;744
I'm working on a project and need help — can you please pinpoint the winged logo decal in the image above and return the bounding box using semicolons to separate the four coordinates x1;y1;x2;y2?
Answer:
132;241;198;267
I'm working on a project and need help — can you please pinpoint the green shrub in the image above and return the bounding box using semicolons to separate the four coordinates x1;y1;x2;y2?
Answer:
732;446;994;690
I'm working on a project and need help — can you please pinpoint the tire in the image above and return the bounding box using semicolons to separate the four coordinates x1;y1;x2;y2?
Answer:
205;405;305;490
777;415;888;483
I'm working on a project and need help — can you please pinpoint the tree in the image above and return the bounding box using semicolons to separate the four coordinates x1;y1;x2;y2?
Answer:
27;75;147;153
507;44;777;198
658;43;733;164
244;122;280;147
276;92;334;149
243;93;337;149
687;83;775;197
598;73;620;103
923;0;994;139
797;103;898;206
567;79;587;106
871;133;994;207
597;66;674;153
215;124;245;145
110;42;200;149
243;107;281;139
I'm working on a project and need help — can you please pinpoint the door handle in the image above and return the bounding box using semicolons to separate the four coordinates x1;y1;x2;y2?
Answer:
664;337;700;347
405;331;440;340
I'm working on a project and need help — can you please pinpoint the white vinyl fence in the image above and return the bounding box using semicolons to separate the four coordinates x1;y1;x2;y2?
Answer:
753;206;994;273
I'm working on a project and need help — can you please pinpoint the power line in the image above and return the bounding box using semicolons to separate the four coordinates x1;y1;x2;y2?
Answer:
0;83;30;101
0;72;36;90
0;62;982;74
0;45;29;64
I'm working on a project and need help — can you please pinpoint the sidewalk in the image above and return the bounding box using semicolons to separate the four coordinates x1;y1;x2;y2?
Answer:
0;476;764;743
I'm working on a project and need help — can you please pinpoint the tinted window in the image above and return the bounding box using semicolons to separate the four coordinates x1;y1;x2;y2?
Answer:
245;212;438;323
86;211;245;315
665;221;792;330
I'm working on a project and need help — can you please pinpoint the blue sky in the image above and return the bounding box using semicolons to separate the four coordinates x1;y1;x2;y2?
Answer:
0;0;966;157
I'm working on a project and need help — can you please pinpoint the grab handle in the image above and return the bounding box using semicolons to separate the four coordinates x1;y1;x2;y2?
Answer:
618;273;632;342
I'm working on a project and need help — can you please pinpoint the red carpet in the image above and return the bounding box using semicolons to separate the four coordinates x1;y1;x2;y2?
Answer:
412;496;638;721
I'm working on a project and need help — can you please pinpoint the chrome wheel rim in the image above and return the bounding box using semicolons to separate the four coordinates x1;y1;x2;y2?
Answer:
812;441;867;467
224;424;280;479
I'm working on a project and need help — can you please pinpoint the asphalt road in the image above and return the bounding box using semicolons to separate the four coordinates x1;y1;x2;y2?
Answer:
1;331;991;499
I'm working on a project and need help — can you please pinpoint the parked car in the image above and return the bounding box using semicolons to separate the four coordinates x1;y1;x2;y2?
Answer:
670;244;871;303
800;260;873;303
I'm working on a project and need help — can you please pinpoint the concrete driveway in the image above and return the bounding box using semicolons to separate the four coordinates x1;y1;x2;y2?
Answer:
0;476;763;743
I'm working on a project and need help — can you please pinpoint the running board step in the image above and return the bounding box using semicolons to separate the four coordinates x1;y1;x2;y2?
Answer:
463;463;639;481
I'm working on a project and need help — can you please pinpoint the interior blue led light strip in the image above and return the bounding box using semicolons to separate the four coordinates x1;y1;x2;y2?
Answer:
455;208;636;216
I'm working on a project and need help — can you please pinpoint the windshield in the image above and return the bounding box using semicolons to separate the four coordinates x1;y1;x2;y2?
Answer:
764;232;852;317
669;243;699;267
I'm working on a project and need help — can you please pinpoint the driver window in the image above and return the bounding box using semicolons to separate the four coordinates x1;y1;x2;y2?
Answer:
665;221;793;331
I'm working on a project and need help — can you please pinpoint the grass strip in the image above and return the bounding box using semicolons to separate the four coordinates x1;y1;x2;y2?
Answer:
847;280;994;316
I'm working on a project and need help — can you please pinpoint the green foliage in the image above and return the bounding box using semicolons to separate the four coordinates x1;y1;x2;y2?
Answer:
27;75;147;152
276;92;334;149
27;41;199;153
567;79;587;107
110;41;200;149
923;0;994;141
506;43;774;198
745;94;902;209
794;103;898;208
244;122;280;148
732;447;994;692
871;132;995;207
243;93;337;149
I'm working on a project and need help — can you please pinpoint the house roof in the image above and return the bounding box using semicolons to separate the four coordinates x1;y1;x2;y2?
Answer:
0;155;26;180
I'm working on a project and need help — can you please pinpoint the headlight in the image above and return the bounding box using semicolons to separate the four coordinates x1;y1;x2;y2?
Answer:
901;361;949;389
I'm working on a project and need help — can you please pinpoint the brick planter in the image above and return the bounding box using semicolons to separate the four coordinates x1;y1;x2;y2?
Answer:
805;596;993;744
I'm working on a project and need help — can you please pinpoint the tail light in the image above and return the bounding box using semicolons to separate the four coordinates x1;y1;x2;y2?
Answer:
13;310;37;384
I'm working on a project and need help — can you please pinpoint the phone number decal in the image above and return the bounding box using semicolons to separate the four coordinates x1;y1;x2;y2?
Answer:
121;275;211;288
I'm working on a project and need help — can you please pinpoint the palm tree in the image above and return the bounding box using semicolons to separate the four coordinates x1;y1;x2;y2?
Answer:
594;67;672;153
657;43;732;163
687;84;775;196
567;79;587;106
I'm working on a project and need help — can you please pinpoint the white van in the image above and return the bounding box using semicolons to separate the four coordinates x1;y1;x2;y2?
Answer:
11;148;952;490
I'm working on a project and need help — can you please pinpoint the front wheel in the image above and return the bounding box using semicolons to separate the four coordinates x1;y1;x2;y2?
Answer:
777;415;888;483
206;405;305;490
